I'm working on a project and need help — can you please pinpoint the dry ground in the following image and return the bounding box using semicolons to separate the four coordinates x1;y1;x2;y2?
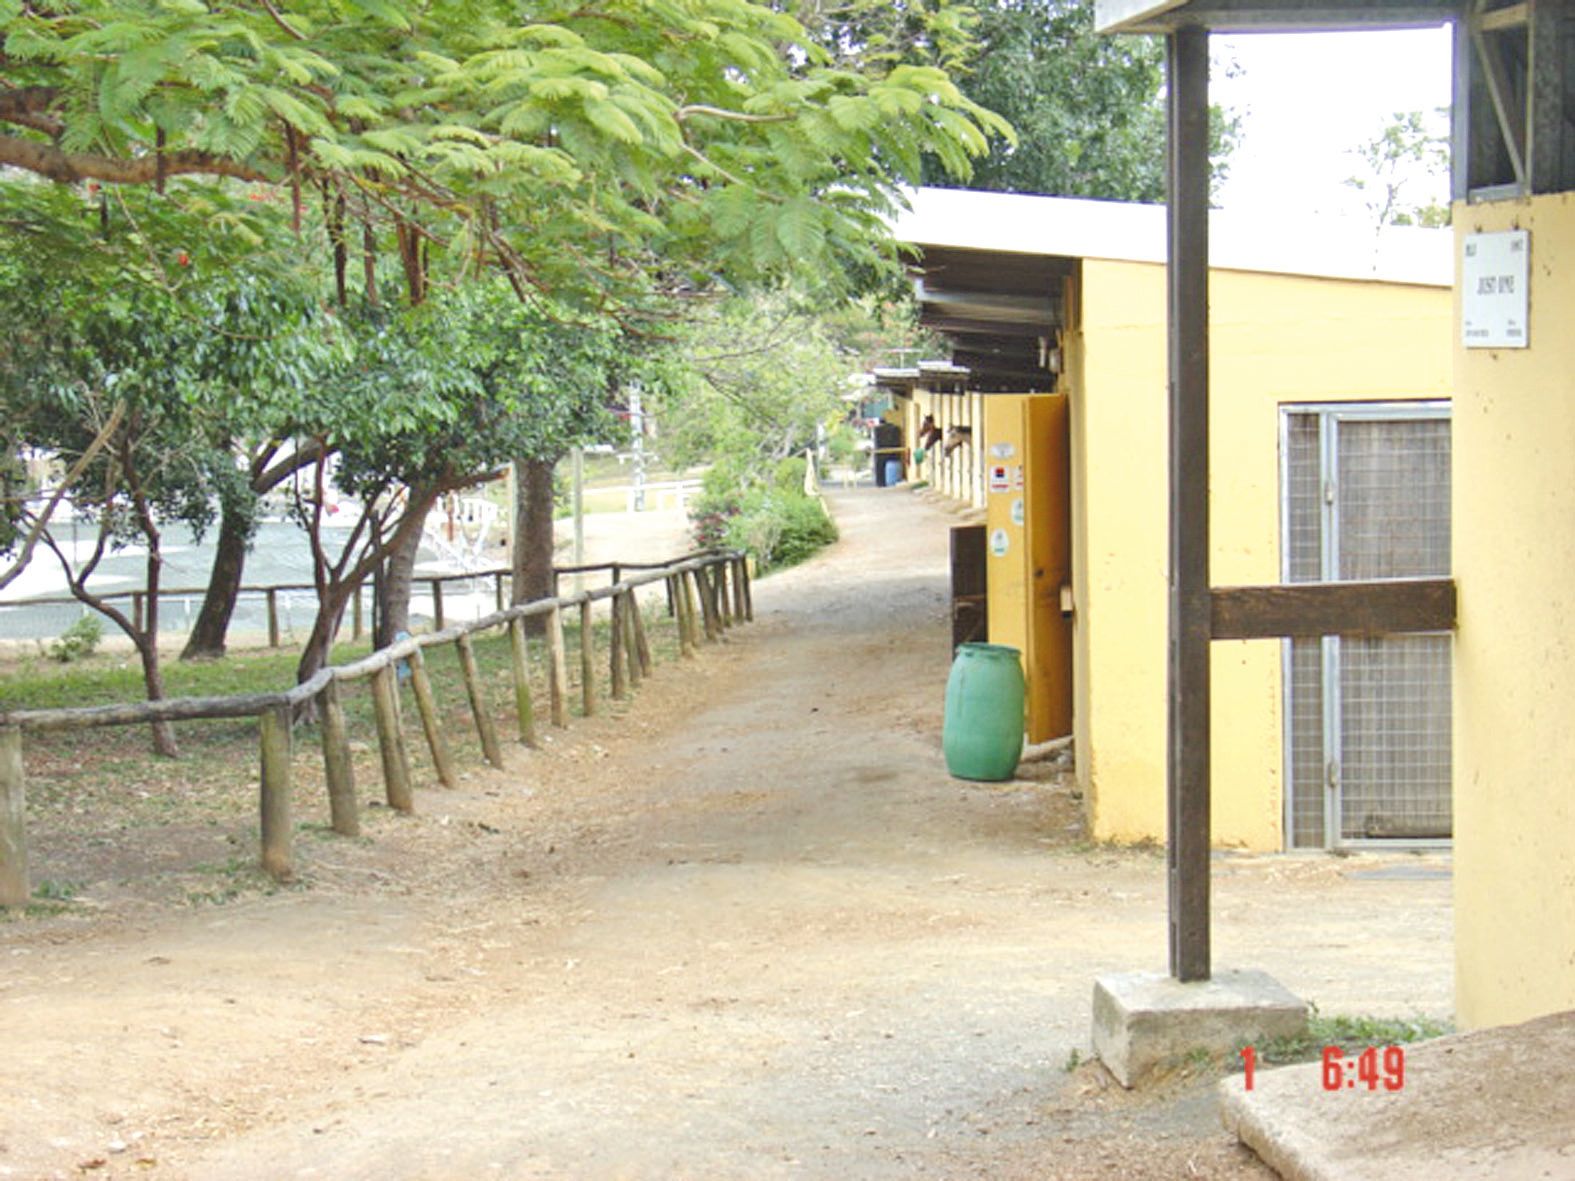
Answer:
0;487;1452;1180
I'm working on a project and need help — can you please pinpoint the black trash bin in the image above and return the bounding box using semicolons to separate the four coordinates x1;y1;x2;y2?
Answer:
872;422;902;486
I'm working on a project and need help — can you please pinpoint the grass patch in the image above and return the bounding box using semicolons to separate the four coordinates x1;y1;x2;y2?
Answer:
1237;1009;1452;1071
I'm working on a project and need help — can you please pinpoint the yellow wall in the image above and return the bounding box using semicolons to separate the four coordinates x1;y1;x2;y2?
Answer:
1452;193;1575;1028
1074;259;1452;850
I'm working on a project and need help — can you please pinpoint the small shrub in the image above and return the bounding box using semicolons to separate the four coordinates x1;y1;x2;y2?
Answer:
725;489;837;571
826;425;858;466
33;878;81;902
772;455;809;494
691;508;733;549
48;615;103;664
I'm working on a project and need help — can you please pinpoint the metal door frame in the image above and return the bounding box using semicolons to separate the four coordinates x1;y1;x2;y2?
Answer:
1278;400;1452;851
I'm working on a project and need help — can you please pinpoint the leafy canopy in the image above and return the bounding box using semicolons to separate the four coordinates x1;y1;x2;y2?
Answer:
2;0;1012;302
916;0;1237;202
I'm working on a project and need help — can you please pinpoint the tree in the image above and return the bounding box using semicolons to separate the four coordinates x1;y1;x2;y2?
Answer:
3;0;1017;686
1;0;1010;305
281;283;623;681
2;277;208;756
917;0;1236;201
1344;108;1451;230
652;293;860;476
177;272;346;660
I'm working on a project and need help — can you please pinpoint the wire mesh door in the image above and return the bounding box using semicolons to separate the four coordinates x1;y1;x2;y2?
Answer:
1283;404;1452;849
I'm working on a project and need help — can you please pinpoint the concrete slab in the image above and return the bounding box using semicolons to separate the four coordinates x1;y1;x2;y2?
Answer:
1220;1009;1575;1180
1093;969;1308;1088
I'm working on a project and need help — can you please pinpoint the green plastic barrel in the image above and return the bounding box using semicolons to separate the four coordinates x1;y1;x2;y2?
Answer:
943;642;1026;781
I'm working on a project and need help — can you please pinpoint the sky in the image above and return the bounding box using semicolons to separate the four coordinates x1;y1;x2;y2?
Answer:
1208;26;1455;223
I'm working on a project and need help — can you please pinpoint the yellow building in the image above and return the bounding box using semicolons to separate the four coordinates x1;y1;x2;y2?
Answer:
894;189;1453;852
1091;0;1575;1031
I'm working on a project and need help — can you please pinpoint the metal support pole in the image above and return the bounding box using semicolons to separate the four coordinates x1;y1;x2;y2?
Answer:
1166;25;1212;984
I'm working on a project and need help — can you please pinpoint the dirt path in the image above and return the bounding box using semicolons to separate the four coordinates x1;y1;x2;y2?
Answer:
0;488;1451;1180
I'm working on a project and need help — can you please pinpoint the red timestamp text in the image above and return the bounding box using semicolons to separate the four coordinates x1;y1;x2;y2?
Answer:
1238;1045;1406;1092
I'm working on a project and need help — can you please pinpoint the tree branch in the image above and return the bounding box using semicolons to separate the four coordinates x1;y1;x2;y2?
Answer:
256;0;308;41
0;86;64;137
254;437;328;493
675;104;793;125
0;401;126;595
0;134;275;186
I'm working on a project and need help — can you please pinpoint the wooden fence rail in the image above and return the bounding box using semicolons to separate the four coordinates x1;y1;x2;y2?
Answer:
0;550;750;907
8;549;726;646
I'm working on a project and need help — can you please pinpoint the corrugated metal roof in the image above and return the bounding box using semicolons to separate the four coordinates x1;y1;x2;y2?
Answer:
892;187;1452;288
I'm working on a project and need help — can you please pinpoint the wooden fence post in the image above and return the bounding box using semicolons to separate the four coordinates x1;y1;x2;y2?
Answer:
371;664;414;813
352;586;364;641
630;591;653;675
706;567;725;639
408;647;457;788
508;617;538;747
319;678;359;838
457;633;504;769
132;592;145;634
266;588;280;648
258;704;294;881
621;592;643;687
741;557;754;622
714;563;732;628
732;557;747;623
610;593;627;701
494;573;505;612
692;569;719;642
0;727;28;908
664;576;676;618
579;598;596;717
547;604;569;727
677;574;698;657
432;580;445;630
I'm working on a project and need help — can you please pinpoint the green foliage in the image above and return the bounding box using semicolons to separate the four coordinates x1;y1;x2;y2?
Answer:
652;292;867;477
1344;108;1451;230
1;0;1011;305
773;455;810;494
32;878;81;902
47;614;104;664
920;0;1237;201
697;477;839;572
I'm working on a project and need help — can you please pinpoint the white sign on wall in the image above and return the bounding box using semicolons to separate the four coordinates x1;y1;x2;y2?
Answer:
1462;230;1530;349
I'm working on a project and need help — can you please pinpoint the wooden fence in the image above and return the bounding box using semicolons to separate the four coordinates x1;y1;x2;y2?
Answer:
10;549;726;645
0;550;752;907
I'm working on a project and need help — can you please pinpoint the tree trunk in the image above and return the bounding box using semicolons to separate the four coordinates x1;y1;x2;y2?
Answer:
375;522;423;649
296;584;353;687
139;532;177;758
135;633;178;758
296;485;438;687
180;503;251;661
512;457;558;635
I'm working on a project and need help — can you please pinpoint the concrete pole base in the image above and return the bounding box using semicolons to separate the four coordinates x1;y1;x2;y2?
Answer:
1092;969;1308;1088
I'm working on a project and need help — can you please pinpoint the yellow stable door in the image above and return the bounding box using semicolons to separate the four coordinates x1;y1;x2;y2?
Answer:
983;394;1072;744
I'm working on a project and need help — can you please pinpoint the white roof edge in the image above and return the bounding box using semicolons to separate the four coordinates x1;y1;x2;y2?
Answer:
1093;0;1186;33
890;187;1453;289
